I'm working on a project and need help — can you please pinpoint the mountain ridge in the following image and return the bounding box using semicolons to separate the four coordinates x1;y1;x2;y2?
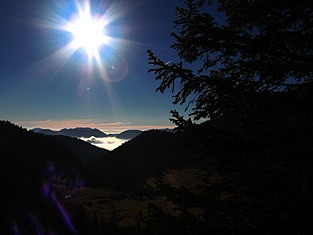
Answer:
32;127;107;138
32;127;143;139
109;129;142;139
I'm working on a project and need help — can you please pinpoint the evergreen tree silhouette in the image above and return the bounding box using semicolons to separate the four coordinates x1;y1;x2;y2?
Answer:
148;0;313;233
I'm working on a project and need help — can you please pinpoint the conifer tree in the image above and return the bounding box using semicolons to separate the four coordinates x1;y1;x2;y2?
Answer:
148;0;313;232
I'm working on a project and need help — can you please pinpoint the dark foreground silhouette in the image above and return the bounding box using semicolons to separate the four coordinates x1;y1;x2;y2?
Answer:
1;119;313;234
0;121;194;234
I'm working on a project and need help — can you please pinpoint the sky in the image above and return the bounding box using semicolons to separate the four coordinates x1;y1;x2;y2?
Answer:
0;0;189;131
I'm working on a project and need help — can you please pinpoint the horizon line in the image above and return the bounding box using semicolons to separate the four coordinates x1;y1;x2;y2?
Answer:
14;120;176;133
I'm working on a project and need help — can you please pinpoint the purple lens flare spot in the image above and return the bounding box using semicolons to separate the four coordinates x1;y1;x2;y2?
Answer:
12;222;20;235
46;162;56;175
28;213;44;235
51;193;77;234
42;181;51;198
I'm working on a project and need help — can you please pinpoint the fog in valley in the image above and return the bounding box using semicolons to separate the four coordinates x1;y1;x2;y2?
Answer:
80;136;128;150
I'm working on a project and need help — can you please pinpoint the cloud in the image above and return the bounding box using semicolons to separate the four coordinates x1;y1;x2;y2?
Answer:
93;121;131;126
17;119;93;130
85;137;103;144
80;136;128;151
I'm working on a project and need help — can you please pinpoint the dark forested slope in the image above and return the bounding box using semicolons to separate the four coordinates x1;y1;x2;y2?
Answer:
48;135;109;163
0;121;82;234
87;130;195;191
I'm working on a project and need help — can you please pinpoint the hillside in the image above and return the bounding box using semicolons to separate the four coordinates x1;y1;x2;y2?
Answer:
87;130;196;191
0;121;82;233
48;135;109;163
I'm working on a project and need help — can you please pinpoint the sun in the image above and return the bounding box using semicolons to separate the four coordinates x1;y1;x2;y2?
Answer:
48;0;129;83
65;6;109;57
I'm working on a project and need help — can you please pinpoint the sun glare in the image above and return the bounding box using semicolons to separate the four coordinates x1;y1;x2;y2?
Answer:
45;0;130;83
65;6;109;57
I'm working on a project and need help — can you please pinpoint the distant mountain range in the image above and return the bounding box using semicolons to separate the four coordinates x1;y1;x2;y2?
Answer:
32;127;106;138
32;127;142;139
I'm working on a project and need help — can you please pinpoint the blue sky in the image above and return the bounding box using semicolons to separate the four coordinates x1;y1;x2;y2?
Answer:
0;0;190;131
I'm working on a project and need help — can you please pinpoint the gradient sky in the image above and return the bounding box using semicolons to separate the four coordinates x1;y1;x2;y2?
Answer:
0;0;192;131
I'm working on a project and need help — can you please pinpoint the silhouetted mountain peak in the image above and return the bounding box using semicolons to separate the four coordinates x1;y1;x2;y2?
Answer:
59;127;107;138
112;129;142;139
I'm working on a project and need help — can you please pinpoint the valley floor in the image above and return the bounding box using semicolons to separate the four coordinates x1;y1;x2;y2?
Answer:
54;168;203;228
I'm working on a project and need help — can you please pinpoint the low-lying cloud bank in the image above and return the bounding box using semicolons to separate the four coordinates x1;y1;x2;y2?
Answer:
80;136;128;151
